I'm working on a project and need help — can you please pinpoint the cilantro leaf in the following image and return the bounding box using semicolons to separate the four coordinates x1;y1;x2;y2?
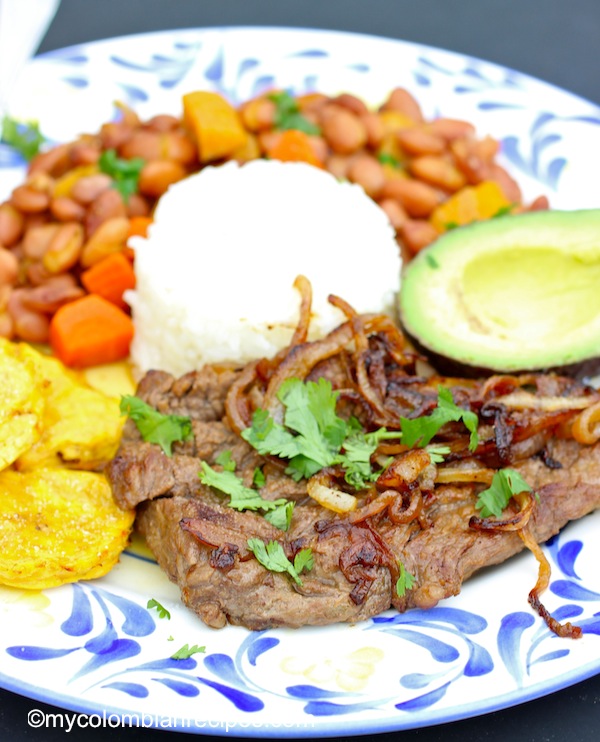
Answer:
264;500;295;531
269;91;321;135
425;253;440;269
120;395;193;456
395;561;416;597
242;408;301;462
293;548;314;575
443;221;460;231
476;468;533;518
1;116;45;160
400;386;479;451
171;643;206;660
215;449;236;471
199;461;287;513
492;203;516;219
243;379;343;481
246;538;312;586
377;152;401;168
425;444;451;464
252;466;266;488
99;148;144;202
147;598;171;620
279;376;347;476
243;378;399;488
339;428;398;488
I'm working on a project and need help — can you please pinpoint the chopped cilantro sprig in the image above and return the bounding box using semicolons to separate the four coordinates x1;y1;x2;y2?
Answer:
147;598;171;620
269;91;321;135
476;468;533;518
171;643;206;660
400;386;479;452
242;377;398;488
120;395;193;456
1;116;45;160
199;461;287;513
99;148;144;201
247;538;313;586
395;561;416;597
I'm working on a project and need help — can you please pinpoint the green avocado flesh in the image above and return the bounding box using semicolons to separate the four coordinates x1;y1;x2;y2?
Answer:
398;209;600;376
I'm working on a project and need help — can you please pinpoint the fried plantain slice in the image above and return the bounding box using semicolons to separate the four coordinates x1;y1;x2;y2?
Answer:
0;468;135;589
0;340;44;470
14;345;125;471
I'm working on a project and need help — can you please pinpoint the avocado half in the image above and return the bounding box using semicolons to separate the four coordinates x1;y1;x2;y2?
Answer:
398;209;600;378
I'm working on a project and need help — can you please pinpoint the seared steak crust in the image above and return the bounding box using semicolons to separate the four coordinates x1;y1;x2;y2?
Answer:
107;365;600;630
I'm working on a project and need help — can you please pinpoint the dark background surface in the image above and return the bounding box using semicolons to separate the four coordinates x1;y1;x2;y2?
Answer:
3;1;600;740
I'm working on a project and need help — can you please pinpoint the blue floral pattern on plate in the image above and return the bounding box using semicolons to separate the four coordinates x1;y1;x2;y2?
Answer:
1;27;600;737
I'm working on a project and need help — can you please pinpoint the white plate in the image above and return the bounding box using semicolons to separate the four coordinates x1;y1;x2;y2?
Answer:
1;26;600;738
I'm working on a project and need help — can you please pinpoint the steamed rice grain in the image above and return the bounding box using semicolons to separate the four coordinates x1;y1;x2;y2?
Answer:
127;160;401;376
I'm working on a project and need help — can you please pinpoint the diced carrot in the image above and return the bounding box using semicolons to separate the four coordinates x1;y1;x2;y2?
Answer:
266;129;323;168
81;252;136;310
128;215;153;239
49;294;134;369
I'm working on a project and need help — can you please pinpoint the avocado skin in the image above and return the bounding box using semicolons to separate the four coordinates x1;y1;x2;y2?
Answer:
398;209;600;380
403;327;600;381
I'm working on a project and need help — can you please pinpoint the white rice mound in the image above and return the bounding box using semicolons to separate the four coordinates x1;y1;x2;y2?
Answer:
127;159;401;377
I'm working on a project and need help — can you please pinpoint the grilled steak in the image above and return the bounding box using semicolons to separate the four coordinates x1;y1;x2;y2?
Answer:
108;363;600;631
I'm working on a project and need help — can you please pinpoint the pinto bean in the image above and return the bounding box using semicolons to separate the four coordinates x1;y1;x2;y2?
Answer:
50;196;86;222
377;198;408;231
379;178;442;218
120;130;196;164
526;194;550;211
28;143;71;177
380;88;424;122
138;160;187;198
8;289;50;343
22;224;60;259
429;117;476;142
347;154;386;199
451;135;499;183
146;114;181;132
26;261;53;286
361;112;385;149
0;311;13;339
0;203;25;247
396;127;446;156
126;193;151;218
325;154;351;180
11;185;50;213
408;156;467;193
489;164;522;203
308;136;329;165
20;279;85;314
99;120;134;150
80;217;130;268
69;139;101;167
257;130;282;154
333;93;369;117
320;105;367;154
0;247;19;286
296;93;329;114
240;97;277;132
70;173;112;205
43;222;85;274
23;213;50;232
161;131;197;165
399;219;440;255
85;188;127;236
